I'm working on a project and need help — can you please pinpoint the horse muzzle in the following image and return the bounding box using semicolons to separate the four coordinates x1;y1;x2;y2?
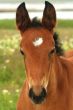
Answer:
29;87;47;104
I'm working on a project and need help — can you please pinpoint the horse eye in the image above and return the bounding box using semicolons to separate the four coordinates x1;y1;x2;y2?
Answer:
50;48;55;54
20;49;24;55
48;48;55;57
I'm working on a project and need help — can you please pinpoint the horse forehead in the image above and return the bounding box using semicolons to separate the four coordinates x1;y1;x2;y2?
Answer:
22;28;53;41
21;28;54;49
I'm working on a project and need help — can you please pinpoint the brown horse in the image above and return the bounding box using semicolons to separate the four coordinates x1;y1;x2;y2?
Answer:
16;1;73;110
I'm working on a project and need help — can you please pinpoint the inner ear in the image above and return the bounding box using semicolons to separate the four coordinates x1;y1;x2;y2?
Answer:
16;2;31;32
42;1;56;30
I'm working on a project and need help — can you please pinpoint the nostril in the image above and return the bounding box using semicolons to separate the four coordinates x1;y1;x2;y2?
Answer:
29;88;47;104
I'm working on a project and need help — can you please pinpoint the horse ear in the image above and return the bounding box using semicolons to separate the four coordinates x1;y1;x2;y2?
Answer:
42;1;56;30
16;2;31;32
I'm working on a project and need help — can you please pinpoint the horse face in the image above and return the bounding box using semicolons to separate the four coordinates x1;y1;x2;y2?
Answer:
20;28;55;104
16;1;56;104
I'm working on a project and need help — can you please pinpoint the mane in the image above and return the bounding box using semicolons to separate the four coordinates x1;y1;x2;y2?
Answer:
30;18;64;56
31;17;42;27
53;32;64;56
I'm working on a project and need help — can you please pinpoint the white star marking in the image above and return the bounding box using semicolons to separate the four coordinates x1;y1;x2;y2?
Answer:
33;37;43;47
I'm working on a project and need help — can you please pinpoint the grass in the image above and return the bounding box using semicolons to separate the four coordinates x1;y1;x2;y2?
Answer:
57;20;73;28
56;28;73;50
0;28;25;110
0;19;73;110
0;89;19;110
0;29;25;87
0;20;16;29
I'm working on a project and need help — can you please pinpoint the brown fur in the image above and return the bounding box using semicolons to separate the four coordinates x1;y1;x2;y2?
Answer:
65;50;73;59
16;1;73;110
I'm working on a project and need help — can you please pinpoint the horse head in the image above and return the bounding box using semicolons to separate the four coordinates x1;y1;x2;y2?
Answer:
16;1;56;104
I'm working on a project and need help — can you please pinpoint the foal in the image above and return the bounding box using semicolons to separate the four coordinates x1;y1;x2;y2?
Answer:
16;1;73;110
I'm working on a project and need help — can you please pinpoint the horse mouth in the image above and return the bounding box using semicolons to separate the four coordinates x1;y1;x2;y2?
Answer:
29;87;47;104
